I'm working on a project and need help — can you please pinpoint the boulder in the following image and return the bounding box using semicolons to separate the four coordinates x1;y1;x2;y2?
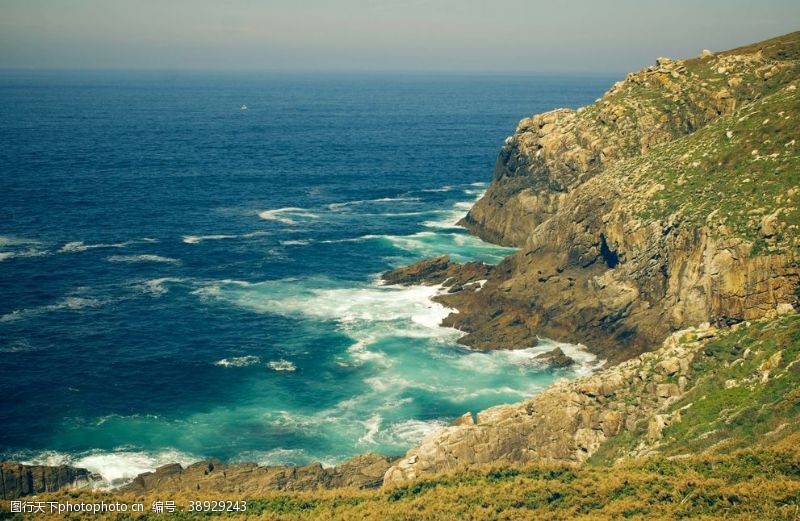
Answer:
533;347;575;369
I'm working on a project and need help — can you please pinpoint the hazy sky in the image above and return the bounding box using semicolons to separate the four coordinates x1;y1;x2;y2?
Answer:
1;0;798;73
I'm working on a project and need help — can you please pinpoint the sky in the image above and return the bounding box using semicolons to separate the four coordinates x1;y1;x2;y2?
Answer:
0;0;798;73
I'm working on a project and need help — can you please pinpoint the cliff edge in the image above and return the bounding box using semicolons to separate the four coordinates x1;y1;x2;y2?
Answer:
384;31;800;486
430;32;800;363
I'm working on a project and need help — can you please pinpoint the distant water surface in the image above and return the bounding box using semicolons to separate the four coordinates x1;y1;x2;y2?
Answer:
0;71;613;483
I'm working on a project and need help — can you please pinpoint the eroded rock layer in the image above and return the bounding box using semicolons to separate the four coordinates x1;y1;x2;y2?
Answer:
441;32;800;362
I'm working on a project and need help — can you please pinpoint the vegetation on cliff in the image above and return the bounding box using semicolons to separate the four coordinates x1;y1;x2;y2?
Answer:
442;31;800;360
2;32;800;521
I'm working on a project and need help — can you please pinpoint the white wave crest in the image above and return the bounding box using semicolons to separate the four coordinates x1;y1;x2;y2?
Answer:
0;236;48;261
267;359;297;372
21;449;198;487
107;254;180;265
327;196;421;211
1;296;104;323
258;207;318;225
59;241;134;253
182;231;268;244
232;448;308;467
214;355;260;367
138;277;185;296
182;234;237;244
380;419;447;445
358;414;382;444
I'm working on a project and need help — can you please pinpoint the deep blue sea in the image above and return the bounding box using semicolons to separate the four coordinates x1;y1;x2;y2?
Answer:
0;71;612;484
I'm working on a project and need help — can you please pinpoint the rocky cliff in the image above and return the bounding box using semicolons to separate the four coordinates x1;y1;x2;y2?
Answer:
3;33;799;509
383;32;800;486
0;463;97;500
120;454;396;495
429;32;800;362
384;306;800;486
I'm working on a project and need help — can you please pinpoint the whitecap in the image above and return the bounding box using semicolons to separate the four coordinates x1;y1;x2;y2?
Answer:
378;419;447;446
21;449;199;487
232;448;308;467
267;359;297;372
139;277;185;296
0;236;48;261
422;209;466;229
419;186;453;193
182;234;237;244
280;239;311;246
319;234;382;244
258;207;319;225
379;230;515;263
107;254;180;265
422;188;486;229
327;196;421;211
0;296;104;323
0;236;36;247
59;240;134;253
182;231;268;244
450;338;604;378
346;336;389;366
214;355;260;367
358;414;382;444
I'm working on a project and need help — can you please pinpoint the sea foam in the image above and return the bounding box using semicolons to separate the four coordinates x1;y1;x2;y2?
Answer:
21;449;199;487
107;254;181;265
258;207;319;225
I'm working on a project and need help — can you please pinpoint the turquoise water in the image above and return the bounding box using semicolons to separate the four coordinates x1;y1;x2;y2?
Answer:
0;71;611;484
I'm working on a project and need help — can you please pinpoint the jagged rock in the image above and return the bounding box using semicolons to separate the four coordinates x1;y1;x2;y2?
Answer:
533;347;575;368
0;463;98;499
381;255;492;288
383;327;708;486
451;412;475;426
121;454;397;494
446;32;800;365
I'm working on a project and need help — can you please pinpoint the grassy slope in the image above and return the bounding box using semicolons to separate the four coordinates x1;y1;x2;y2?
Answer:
3;440;798;520
629;85;800;254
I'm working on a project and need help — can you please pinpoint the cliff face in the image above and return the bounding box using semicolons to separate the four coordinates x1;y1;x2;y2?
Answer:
383;32;800;486
444;32;800;362
0;463;97;500
385;307;800;486
120;454;396;495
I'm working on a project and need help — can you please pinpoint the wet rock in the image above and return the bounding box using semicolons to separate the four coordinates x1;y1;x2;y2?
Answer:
533;347;575;368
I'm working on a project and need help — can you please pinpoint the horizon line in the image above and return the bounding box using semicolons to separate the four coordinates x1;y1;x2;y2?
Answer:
0;66;628;77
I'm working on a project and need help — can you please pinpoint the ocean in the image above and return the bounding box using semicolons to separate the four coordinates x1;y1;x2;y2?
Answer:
0;70;613;484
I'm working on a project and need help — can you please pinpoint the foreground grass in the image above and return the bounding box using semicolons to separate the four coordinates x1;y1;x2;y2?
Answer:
3;436;800;520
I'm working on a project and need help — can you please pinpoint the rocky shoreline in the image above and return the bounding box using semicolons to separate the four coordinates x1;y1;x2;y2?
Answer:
3;31;799;502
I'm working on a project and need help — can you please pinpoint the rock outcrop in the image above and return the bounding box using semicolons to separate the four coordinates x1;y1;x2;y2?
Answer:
0;463;98;499
426;32;800;363
121;453;396;494
383;313;800;486
533;347;575;369
383;33;800;486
